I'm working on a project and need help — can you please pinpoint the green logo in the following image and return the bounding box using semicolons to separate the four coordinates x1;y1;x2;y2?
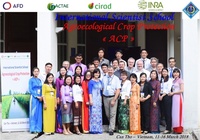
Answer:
138;0;147;10
47;3;56;11
88;3;94;9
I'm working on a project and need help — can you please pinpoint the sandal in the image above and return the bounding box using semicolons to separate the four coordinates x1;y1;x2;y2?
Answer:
63;130;69;135
67;130;73;134
76;131;82;135
163;130;171;134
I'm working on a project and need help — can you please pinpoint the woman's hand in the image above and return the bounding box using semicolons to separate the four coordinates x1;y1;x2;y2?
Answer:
44;103;47;110
168;92;174;96
153;102;157;107
64;104;67;110
57;98;60;105
75;102;79;108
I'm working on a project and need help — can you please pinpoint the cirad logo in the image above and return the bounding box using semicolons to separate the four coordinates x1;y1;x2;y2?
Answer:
3;2;23;10
88;3;112;9
47;3;68;11
138;0;163;10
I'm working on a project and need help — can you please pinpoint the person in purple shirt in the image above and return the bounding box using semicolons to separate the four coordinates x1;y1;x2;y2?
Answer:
55;67;67;133
69;53;87;75
61;75;73;135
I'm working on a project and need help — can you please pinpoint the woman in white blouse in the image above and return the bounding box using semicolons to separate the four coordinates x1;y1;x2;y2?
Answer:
159;68;173;134
117;70;131;134
72;75;83;135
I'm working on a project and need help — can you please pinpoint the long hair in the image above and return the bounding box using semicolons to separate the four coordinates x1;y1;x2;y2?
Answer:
160;68;169;82
73;66;83;76
73;75;82;86
150;70;158;81
63;75;72;87
83;70;92;81
44;73;56;88
59;66;67;80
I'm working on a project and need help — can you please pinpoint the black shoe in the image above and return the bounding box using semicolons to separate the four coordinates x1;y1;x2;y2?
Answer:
109;131;114;135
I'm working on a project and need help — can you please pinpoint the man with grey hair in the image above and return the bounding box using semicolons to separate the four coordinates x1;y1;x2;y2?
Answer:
102;66;121;135
147;57;159;72
56;60;73;78
134;60;150;82
126;57;136;73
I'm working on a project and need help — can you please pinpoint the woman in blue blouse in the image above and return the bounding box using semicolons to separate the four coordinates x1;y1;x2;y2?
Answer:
88;68;103;134
29;67;43;133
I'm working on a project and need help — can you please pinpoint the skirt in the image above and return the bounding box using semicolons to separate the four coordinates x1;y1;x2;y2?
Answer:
61;102;73;124
72;101;82;126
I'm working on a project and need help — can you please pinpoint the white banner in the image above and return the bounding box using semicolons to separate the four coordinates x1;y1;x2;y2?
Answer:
1;53;31;132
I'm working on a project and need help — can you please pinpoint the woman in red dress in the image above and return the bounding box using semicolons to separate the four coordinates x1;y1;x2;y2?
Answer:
82;70;92;133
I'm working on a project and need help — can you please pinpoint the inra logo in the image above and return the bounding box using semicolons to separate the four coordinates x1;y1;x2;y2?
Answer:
138;0;163;11
88;3;112;9
3;2;23;10
47;3;68;11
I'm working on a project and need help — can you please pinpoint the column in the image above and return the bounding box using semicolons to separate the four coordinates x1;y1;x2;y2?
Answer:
37;12;57;75
181;18;200;129
137;21;145;49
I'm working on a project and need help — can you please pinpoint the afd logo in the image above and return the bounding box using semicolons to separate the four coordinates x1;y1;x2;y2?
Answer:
88;3;112;9
3;2;23;10
47;3;68;11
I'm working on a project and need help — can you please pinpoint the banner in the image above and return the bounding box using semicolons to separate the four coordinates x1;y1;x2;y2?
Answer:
1;53;31;132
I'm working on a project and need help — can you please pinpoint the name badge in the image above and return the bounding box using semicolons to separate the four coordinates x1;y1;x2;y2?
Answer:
69;91;72;96
37;89;41;94
107;85;111;91
50;91;54;96
140;92;144;98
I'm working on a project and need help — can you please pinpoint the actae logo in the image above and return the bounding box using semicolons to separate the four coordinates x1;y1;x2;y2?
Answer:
88;3;112;9
47;3;68;11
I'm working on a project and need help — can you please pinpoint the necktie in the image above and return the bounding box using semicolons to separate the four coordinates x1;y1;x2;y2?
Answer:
143;59;145;68
170;68;173;78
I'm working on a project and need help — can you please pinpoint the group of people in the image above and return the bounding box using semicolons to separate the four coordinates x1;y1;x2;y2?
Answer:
28;48;184;136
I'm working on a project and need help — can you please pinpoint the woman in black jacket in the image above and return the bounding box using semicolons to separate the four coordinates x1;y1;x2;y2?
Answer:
139;72;152;134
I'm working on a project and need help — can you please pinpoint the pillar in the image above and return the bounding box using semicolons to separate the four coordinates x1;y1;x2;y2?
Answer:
181;18;200;129
37;12;57;74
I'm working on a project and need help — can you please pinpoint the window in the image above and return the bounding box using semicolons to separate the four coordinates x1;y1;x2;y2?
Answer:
57;18;68;69
77;20;86;64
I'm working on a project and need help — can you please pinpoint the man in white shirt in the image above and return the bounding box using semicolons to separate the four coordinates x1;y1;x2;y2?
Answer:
38;62;53;83
134;60;150;82
157;63;164;81
126;57;136;74
147;57;159;72
135;49;151;70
